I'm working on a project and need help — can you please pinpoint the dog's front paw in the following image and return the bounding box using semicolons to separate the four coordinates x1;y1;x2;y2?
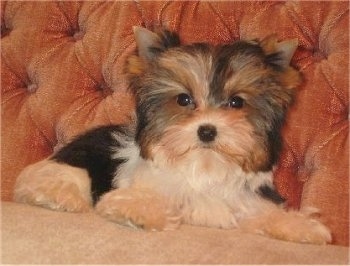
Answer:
263;209;331;245
95;188;181;231
270;213;331;244
240;208;332;245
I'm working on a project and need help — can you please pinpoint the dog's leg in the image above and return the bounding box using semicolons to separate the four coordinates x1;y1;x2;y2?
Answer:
14;159;92;212
95;187;181;231
238;206;332;244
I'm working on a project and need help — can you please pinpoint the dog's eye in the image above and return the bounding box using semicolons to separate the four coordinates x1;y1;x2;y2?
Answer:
177;93;193;107
228;96;244;108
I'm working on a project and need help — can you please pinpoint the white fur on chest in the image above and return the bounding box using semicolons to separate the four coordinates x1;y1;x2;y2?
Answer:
113;142;274;229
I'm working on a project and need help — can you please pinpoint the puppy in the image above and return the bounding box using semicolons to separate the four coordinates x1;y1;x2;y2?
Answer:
14;26;331;244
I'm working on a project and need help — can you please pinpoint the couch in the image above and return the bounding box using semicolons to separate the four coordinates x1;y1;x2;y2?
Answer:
1;1;349;264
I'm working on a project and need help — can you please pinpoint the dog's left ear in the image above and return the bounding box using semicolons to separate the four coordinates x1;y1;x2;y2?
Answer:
133;26;180;62
261;35;301;89
260;35;298;69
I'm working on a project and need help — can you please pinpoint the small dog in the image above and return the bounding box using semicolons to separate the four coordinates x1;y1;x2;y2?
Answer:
14;26;331;244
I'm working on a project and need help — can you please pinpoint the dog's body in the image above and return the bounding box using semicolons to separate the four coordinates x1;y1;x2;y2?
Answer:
14;27;331;244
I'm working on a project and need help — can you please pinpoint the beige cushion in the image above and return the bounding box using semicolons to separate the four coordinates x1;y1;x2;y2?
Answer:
2;202;349;264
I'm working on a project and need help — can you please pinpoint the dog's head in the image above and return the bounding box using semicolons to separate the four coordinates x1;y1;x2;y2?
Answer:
126;27;301;173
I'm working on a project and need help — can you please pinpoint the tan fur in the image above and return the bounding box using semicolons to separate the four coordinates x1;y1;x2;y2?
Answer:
95;187;181;231
239;208;332;245
14;159;92;212
260;34;279;55
280;67;302;89
126;55;145;75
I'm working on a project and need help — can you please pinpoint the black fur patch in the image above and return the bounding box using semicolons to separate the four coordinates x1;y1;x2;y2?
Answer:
148;29;181;56
257;185;285;204
52;125;131;203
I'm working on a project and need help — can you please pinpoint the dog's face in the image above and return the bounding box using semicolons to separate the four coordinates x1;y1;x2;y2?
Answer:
126;27;301;173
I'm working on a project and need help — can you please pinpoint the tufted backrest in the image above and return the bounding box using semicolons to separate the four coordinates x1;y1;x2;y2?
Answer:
1;1;348;246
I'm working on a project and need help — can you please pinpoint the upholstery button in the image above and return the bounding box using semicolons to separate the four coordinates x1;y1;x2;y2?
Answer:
312;48;327;62
73;30;84;41
27;83;38;93
1;24;11;38
95;81;112;97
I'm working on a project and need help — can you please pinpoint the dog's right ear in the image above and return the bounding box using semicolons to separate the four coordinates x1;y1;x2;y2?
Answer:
127;27;180;76
133;26;180;62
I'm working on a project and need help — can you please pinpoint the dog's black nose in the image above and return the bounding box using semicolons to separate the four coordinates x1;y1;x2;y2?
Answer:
197;124;217;142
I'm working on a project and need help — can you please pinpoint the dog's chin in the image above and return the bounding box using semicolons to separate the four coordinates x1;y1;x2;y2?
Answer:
150;142;246;193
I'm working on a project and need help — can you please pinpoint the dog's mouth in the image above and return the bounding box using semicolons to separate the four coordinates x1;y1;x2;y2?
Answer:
182;142;229;158
197;142;215;149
